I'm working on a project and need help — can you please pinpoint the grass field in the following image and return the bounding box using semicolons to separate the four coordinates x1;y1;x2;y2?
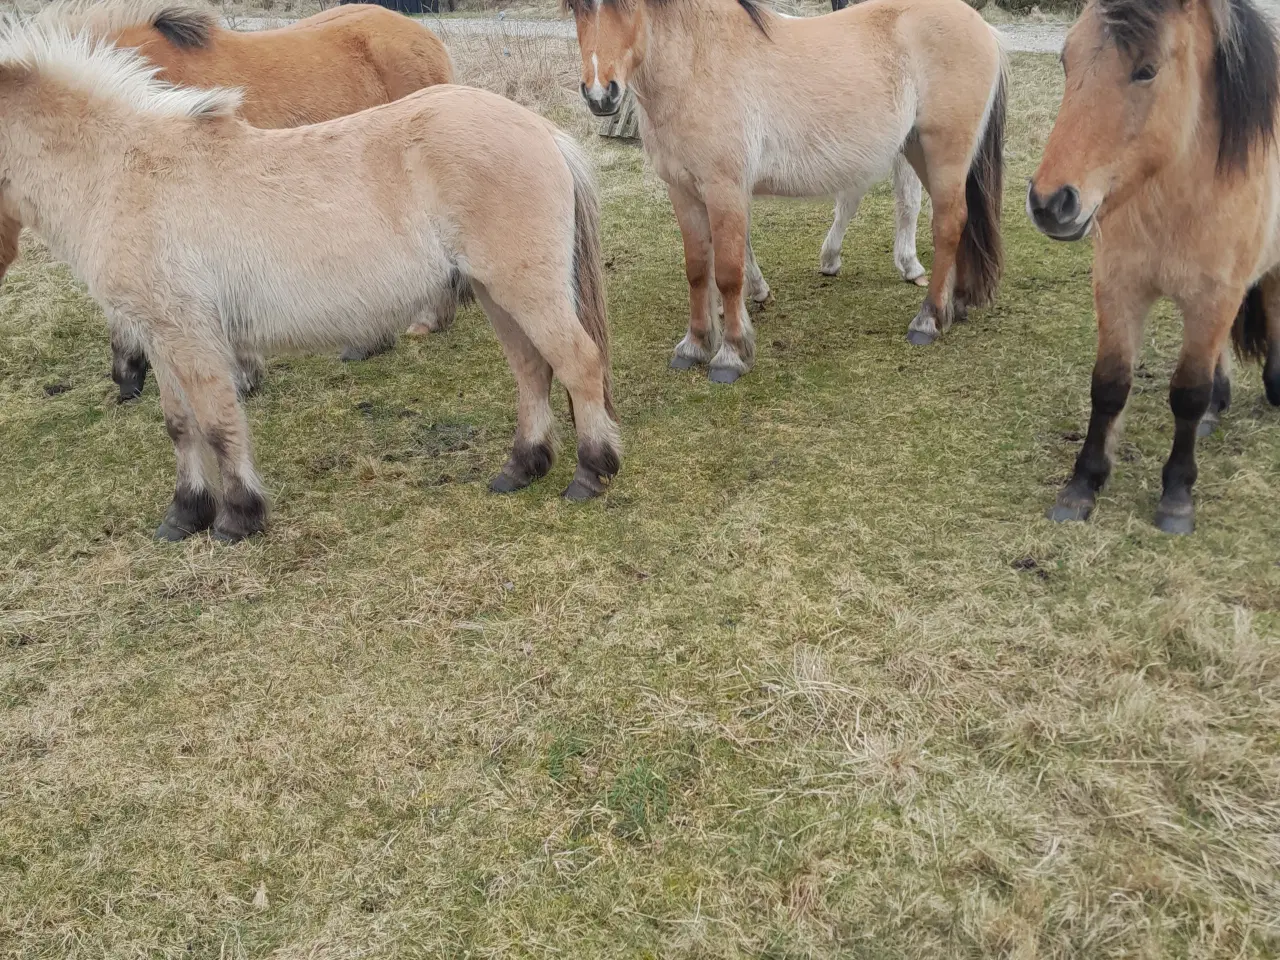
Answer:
2;51;1279;959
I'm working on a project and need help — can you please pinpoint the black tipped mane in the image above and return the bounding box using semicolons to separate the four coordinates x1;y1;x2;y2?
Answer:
151;6;215;48
564;0;771;38
1096;0;1278;174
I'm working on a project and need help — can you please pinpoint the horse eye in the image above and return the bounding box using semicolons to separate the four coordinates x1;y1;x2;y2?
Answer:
1131;64;1158;83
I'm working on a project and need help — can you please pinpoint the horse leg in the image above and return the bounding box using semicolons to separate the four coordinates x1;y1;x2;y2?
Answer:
705;187;755;384
0;207;21;285
152;375;217;542
1196;346;1231;437
744;224;771;305
150;329;268;542
1155;294;1240;534
905;156;966;346
476;285;620;500
1264;275;1280;406
340;332;396;363
234;348;266;399
473;287;557;494
819;189;863;277
892;153;927;286
668;183;721;370
1048;280;1152;524
111;325;150;402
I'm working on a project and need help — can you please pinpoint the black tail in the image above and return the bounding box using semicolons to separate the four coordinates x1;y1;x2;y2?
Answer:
1232;284;1268;362
958;65;1006;309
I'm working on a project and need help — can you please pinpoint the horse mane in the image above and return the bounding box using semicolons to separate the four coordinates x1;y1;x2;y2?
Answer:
32;0;215;46
0;14;241;119
563;0;772;38
1096;0;1278;173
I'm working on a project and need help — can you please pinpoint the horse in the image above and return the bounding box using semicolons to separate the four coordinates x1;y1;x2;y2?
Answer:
1028;0;1280;534
8;0;456;402
0;19;620;542
566;0;1005;383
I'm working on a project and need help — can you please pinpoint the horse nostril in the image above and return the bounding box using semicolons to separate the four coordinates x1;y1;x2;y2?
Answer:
607;79;620;98
1056;186;1081;221
580;82;588;99
1027;181;1047;215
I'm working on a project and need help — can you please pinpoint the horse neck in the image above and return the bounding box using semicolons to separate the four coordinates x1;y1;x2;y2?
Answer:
632;0;762;112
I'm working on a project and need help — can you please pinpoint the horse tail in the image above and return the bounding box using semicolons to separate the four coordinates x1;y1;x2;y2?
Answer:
958;47;1007;310
1232;284;1268;362
553;130;616;421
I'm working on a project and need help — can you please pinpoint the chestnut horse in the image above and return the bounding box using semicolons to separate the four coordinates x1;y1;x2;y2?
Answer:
1029;0;1279;533
8;0;454;401
0;20;619;541
567;0;1006;383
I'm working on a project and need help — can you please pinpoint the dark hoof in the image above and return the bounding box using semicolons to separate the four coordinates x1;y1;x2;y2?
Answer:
1154;506;1195;536
489;471;531;494
708;366;744;384
1046;501;1093;524
669;355;700;371
1264;370;1280;407
562;478;603;501
210;526;257;544
154;520;196;542
905;328;937;347
1196;416;1219;439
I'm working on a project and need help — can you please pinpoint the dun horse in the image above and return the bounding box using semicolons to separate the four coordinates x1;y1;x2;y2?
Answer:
0;21;619;541
1029;0;1279;533
567;0;1006;383
5;0;455;401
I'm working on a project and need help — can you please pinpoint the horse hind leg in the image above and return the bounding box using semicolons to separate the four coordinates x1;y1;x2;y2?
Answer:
820;189;863;277
1196;347;1231;437
905;152;967;346
111;325;151;402
1264;277;1280;406
472;285;558;494
892;153;927;286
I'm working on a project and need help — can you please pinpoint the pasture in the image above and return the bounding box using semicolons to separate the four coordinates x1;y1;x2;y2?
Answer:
2;39;1279;960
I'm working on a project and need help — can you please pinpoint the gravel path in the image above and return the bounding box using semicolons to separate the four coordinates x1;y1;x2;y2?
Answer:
230;13;1071;52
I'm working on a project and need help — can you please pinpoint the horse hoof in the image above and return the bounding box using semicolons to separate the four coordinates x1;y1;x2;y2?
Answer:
1196;417;1219;438
154;520;195;542
562;478;603;502
669;355;700;371
905;328;937;347
708;366;744;385
1046;501;1092;524
210;526;256;544
489;472;529;494
1154;507;1195;536
819;263;840;277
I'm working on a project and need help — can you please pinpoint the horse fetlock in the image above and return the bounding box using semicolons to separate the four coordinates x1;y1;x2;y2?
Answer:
819;246;842;276
489;440;555;494
670;330;718;369
707;339;753;384
113;350;149;402
562;440;620;501
905;303;941;346
340;333;397;363
212;481;268;542
898;255;926;285
154;486;218;541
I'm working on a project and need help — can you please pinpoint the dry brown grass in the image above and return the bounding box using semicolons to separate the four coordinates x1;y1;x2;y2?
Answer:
1;40;1279;960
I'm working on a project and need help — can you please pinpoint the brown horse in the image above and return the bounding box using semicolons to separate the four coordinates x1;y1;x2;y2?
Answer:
7;0;454;401
0;19;619;541
566;0;1006;383
1029;0;1279;534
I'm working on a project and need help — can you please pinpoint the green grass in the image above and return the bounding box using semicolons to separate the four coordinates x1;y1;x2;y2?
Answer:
2;54;1279;959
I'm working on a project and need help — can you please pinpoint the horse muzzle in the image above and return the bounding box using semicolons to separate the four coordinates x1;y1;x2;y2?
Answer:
1026;180;1094;242
581;79;622;117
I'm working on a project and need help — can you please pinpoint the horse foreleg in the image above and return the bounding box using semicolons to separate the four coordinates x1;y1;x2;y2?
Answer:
1263;274;1280;406
1048;277;1153;526
906;162;966;345
152;371;217;542
150;326;268;542
705;187;755;384
892;154;927;286
1154;292;1240;534
1197;347;1232;437
744;215;771;305
111;325;151;402
667;183;721;370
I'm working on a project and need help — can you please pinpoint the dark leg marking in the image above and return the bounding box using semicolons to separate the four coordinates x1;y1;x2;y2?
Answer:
1155;381;1212;535
212;477;268;543
563;440;621;501
154;486;217;541
1265;345;1280;406
1197;358;1232;437
340;332;397;363
1048;367;1131;523
489;441;555;494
